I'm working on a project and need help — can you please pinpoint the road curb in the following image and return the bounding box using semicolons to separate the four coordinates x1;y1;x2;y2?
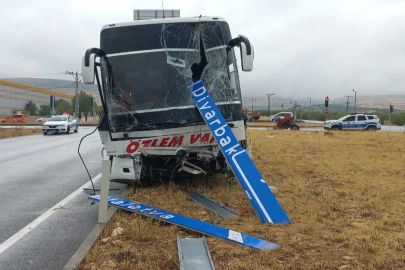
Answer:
62;185;131;270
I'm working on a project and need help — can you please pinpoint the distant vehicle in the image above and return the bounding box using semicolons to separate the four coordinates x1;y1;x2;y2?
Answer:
36;115;52;123
42;115;78;135
275;112;300;130
242;108;260;121
324;114;381;131
0;114;27;124
246;115;254;122
270;112;293;122
247;113;261;121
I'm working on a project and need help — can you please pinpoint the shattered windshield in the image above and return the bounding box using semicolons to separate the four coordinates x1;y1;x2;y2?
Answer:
100;21;242;134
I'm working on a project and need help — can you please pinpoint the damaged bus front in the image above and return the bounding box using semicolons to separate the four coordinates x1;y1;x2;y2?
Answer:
82;16;254;184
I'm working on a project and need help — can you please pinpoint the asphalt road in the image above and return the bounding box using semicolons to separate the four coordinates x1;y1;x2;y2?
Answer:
0;127;127;270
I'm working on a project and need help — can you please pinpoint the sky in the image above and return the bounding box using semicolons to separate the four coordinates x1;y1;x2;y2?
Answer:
1;0;405;101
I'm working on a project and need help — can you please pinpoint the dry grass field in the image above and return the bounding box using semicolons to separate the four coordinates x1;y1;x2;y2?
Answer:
79;130;405;270
0;127;42;139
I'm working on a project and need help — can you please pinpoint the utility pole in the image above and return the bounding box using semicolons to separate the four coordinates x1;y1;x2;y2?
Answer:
292;101;302;123
389;104;391;125
93;98;95;123
389;103;394;125
50;95;55;115
266;93;274;116
352;89;357;112
66;71;82;118
251;98;256;112
90;96;95;123
344;95;353;114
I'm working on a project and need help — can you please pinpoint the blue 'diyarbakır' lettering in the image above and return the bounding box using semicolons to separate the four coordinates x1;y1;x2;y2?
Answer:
189;80;290;224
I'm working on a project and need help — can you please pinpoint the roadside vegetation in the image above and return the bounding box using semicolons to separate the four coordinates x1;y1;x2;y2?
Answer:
0;127;42;139
13;90;103;118
254;109;405;126
79;130;405;270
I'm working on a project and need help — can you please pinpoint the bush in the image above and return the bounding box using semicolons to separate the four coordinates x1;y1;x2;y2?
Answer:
391;113;405;126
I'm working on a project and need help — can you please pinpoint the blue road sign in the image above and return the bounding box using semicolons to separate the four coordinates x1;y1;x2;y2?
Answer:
188;80;290;224
89;195;279;251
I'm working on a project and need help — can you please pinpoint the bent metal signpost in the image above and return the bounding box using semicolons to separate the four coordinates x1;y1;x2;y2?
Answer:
189;80;290;224
89;195;279;250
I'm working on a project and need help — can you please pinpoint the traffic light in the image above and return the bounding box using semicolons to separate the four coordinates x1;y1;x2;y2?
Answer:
50;95;54;107
325;96;329;107
89;97;94;107
390;104;394;113
325;109;329;114
299;109;302;114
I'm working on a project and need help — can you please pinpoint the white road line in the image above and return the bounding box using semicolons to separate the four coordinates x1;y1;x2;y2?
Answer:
0;173;102;255
231;150;273;223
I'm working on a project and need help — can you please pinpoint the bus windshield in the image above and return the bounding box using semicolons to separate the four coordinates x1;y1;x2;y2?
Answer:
99;21;242;133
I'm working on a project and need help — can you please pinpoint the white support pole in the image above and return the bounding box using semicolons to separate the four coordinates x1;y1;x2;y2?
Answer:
98;159;111;224
247;139;253;158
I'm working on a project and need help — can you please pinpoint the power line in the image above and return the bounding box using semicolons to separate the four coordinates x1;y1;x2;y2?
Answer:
364;91;405;96
79;84;98;92
0;59;63;74
42;83;75;89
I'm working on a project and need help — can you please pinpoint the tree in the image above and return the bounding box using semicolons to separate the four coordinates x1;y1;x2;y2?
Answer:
55;99;73;115
72;91;94;116
25;101;38;116
95;104;103;115
38;104;51;116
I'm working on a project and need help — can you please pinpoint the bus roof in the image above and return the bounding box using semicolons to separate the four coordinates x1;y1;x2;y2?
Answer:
101;16;226;31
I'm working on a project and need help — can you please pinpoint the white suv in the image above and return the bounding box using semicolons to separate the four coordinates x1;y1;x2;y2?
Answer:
324;114;381;131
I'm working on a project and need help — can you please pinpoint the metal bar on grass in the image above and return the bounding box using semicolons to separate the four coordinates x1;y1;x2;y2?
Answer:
89;195;279;251
178;237;215;270
185;192;239;218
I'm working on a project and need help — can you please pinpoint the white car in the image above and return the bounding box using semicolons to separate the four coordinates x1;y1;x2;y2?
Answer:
324;114;381;131
42;115;78;135
37;115;52;123
269;112;293;122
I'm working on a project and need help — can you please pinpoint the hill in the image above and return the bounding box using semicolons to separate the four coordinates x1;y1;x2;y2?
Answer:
1;78;101;104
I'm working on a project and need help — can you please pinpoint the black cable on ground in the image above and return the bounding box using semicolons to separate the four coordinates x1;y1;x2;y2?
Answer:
78;125;99;195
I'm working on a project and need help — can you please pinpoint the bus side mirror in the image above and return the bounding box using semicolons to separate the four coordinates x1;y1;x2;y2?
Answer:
227;35;254;72
82;54;96;84
238;35;254;72
240;43;254;72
